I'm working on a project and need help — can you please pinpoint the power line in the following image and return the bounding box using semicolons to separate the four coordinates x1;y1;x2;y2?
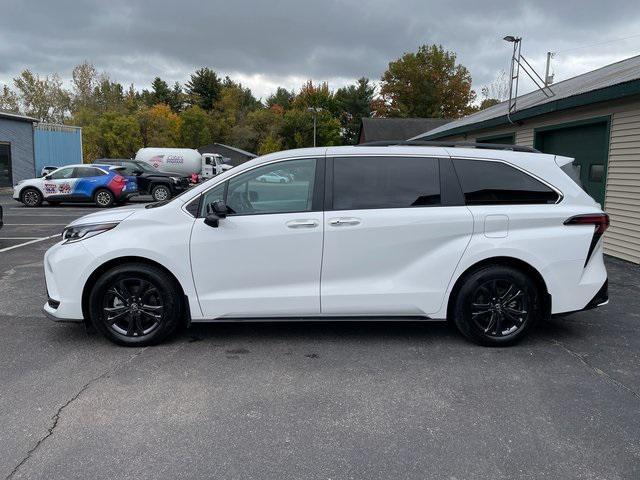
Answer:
555;33;640;54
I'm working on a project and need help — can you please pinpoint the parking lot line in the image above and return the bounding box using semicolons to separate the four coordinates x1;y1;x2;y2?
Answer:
0;234;61;253
3;223;68;226
0;237;45;240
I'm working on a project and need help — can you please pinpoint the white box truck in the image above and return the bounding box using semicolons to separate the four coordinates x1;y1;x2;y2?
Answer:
135;148;232;179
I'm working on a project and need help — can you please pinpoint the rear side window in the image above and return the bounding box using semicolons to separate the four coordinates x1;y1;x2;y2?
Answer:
74;167;106;178
453;159;559;205
332;156;440;210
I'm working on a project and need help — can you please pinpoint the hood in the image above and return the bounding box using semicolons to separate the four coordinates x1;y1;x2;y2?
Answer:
67;204;146;227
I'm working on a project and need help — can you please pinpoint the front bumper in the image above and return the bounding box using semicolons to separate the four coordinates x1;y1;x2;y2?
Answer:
43;298;83;323
43;240;93;321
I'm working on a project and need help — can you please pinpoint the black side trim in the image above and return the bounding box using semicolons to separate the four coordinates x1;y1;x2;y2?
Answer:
324;156;334;211
311;157;325;212
439;158;465;206
584;279;608;310
47;297;60;309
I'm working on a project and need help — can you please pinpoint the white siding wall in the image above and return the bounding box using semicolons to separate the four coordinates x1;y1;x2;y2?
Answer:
437;96;640;264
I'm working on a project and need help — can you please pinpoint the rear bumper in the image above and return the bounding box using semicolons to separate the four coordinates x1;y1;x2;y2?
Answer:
583;279;609;310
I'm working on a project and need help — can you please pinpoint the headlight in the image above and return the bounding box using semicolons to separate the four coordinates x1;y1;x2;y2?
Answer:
62;222;119;244
170;176;180;183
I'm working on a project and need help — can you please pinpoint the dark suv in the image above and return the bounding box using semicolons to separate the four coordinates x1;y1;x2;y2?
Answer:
94;159;190;201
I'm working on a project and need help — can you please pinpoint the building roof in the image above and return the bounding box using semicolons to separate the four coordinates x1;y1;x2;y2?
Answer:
413;54;640;140
358;117;451;143
0;110;38;122
198;142;257;158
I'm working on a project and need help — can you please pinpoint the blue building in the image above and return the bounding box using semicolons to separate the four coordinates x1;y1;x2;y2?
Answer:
34;123;83;174
0;111;82;187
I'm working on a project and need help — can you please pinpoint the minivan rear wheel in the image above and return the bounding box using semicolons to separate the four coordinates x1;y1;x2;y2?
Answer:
452;265;539;346
88;263;182;346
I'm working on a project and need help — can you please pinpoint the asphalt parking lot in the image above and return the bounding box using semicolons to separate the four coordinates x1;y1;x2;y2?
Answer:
0;192;639;480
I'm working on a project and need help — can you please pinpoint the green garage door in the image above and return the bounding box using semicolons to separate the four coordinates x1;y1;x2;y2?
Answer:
535;121;609;205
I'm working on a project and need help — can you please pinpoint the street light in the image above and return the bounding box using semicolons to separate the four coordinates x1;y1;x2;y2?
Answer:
307;107;322;147
503;35;521;43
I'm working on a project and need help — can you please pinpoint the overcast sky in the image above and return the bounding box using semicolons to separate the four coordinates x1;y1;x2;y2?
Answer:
1;0;640;101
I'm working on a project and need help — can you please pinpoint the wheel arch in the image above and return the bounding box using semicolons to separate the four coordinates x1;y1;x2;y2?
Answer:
446;256;551;321
81;255;191;325
20;185;44;199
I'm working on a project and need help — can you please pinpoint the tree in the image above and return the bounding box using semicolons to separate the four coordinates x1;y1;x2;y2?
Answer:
185;68;221;110
280;109;341;149
13;70;71;122
0;85;20;113
137;103;181;147
71;61;98;110
83;112;142;160
334;77;375;144
480;70;509;110
257;133;282;155
179;105;212;148
292;80;337;113
377;44;476;119
266;87;294;110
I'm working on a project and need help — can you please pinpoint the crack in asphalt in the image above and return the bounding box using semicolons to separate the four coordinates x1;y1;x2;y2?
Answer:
5;347;147;480
551;340;640;401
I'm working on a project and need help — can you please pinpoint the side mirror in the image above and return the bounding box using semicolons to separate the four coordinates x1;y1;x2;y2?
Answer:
204;200;229;228
44;175;52;180
133;169;143;175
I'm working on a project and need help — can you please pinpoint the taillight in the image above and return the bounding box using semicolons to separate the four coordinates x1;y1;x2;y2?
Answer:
564;213;610;266
113;175;125;183
564;213;609;234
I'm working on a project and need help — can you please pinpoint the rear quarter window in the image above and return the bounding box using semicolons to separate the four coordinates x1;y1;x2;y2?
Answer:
453;159;559;205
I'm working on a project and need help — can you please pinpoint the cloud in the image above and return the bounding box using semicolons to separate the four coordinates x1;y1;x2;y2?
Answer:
0;0;639;99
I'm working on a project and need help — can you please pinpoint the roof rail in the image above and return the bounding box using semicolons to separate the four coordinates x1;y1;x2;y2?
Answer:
357;140;539;153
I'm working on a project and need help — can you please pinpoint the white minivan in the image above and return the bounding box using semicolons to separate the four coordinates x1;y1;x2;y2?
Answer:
43;143;609;346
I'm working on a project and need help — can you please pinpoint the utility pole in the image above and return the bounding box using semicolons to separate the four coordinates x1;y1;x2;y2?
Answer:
544;51;555;86
307;107;322;147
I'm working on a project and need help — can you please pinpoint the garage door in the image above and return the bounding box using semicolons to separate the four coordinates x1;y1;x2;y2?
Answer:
535;121;609;205
0;143;11;187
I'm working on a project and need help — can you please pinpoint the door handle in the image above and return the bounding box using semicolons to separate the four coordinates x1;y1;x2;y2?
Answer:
286;219;319;229
328;217;361;227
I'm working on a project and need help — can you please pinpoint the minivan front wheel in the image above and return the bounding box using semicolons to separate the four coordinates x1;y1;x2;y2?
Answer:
88;264;182;346
453;266;539;346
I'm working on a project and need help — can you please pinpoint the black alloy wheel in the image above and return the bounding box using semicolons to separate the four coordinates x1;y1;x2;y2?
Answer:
89;264;182;346
470;279;529;337
102;277;164;338
453;265;539;346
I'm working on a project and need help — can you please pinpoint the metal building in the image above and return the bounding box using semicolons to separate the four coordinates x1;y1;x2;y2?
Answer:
412;55;640;264
34;123;83;173
0;112;83;188
0;111;38;187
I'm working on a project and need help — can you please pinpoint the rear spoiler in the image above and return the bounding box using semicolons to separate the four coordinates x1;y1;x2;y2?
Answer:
108;166;127;172
554;155;574;168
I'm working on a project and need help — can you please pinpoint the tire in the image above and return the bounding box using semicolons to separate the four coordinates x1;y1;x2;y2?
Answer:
21;188;43;207
94;188;115;208
151;184;172;202
452;265;540;347
88;263;183;346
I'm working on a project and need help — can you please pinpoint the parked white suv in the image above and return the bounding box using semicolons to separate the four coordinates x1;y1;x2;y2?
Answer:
43;143;609;346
